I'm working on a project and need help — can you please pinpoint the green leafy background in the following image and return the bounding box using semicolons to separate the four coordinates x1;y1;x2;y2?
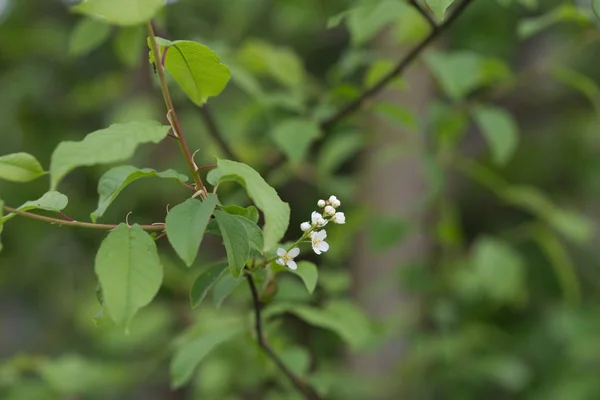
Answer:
2;0;600;399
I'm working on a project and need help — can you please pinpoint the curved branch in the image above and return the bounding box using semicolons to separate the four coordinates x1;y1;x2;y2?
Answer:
245;273;324;400
2;206;165;231
320;0;476;131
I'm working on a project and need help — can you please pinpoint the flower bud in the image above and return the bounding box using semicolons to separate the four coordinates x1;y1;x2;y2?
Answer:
332;212;346;224
324;205;336;216
331;198;341;208
328;195;338;204
300;222;311;232
317;199;326;208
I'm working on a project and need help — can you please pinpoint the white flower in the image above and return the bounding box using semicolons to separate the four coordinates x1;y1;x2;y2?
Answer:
300;222;311;232
310;230;329;255
331;198;341;208
328;195;338;204
317;199;326;208
332;212;345;224
276;247;300;270
324;205;336;216
311;211;327;227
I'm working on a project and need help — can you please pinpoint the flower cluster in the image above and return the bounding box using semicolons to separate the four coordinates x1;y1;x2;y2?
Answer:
276;195;346;270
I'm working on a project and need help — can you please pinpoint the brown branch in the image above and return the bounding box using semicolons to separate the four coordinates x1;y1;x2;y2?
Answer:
199;105;237;161
409;0;438;30
3;206;165;231
320;0;476;131
245;272;323;400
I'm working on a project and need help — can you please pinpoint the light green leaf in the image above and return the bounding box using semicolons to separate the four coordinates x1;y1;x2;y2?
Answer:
113;26;144;67
95;224;163;328
0;152;45;182
426;0;454;20
272;119;322;166
472;105;519;166
1;191;68;223
151;38;231;106
279;346;311;377
50;120;169;189
425;51;511;100
470;237;526;304
346;1;408;45
72;0;165;26
517;4;592;39
317;131;364;174
212;274;243;308
166;195;218;267
265;301;371;350
364;60;406;90
594;0;600;20
289;261;318;295
213;210;250;278
232;214;264;252
69;17;111;57
552;67;600;115
207;159;290;251
0;199;3;253
190;262;229;308
220;205;259;224
92;166;188;222
170;326;242;388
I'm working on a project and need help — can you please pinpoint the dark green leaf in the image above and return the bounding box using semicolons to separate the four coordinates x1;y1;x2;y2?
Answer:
472;105;519;166
1;191;68;223
220;204;259;223
151;38;231;106
72;0;165;26
207;159;290;251
95;224;163;328
170;326;242;388
166;195;218;267
190;262;229;308
272;118;322;166
50;120;169;189
213;210;250;278
69;18;111;58
92;166;188;222
0;152;45;182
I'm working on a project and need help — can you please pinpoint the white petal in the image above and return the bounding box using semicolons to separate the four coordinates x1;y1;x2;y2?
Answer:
310;231;318;240
313;246;321;255
317;230;327;240
318;241;330;253
286;260;298;270
288;247;300;257
276;258;285;266
311;211;321;224
334;212;345;224
276;248;286;257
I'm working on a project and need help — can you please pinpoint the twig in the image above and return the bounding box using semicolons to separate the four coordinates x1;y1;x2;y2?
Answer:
146;22;207;193
199;105;237;160
3;206;165;231
245;272;323;400
409;0;438;30
320;0;476;131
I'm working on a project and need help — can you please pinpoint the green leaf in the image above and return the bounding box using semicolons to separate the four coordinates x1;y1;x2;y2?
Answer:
95;224;163;328
345;1;408;45
212;274;243;308
113;26;144;67
425;51;511;100
472;105;519;166
0;198;4;253
220;205;259;223
0;152;45;182
265;301;371;350
368;215;408;252
289;261;318;295
517;4;592;39
170;326;242;388
470;236;526;304
190;262;229;308
233;214;264;252
317;130;364;174
552;67;600;115
151;38;231;106
594;0;600;20
426;0;454;20
207;159;290;251
50;120;169;189
72;0;165;26
69;17;111;58
272;119;321;166
213;210;250;278
92;166;188;222
1;191;68;223
166;195;218;267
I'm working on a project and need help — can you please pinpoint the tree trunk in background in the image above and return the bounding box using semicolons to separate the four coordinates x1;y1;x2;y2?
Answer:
349;36;434;392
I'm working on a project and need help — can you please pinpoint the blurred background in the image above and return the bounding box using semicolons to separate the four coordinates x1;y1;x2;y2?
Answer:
1;0;600;399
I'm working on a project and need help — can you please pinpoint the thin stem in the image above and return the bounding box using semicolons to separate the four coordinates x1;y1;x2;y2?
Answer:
3;206;165;231
320;0;475;131
146;22;206;193
199;105;237;160
409;0;438;30
245;272;323;400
